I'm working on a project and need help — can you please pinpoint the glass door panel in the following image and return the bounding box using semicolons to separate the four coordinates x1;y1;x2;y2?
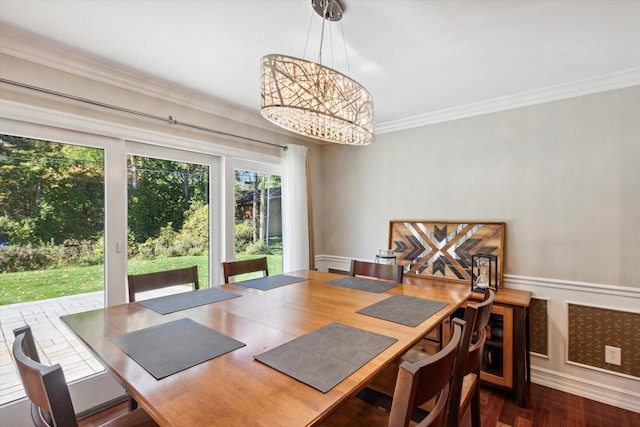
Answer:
481;304;514;388
126;153;210;299
234;169;282;280
0;134;106;404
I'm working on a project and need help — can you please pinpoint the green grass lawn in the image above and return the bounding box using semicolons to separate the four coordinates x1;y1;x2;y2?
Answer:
0;254;283;306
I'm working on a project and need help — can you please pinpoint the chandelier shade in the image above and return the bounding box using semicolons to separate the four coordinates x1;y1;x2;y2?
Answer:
260;54;374;145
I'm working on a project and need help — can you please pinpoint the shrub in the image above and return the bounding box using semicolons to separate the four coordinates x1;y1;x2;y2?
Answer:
0;239;103;273
179;202;208;249
0;244;51;272
58;239;103;267
245;240;272;255
1;200;211;271
234;220;253;252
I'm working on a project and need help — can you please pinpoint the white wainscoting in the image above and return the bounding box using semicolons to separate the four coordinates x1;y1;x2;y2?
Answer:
315;254;640;413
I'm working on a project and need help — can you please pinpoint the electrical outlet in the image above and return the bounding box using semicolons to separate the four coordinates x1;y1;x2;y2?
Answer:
605;345;621;366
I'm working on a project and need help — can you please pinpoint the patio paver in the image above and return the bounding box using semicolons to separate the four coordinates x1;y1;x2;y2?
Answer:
0;292;105;405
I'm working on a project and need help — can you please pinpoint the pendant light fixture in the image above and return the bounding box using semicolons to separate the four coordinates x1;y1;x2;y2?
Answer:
260;0;374;145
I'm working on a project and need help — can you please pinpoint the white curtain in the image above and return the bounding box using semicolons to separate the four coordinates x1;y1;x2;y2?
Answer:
281;144;310;272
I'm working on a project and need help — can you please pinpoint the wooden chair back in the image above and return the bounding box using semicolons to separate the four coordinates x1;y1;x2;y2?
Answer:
128;265;199;302
13;325;79;427
388;318;466;427
222;257;269;284
14;326;159;427
349;260;403;283
446;289;495;427
463;290;494;374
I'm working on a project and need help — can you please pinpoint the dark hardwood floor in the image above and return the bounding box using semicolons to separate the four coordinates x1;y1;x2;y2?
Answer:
462;383;640;427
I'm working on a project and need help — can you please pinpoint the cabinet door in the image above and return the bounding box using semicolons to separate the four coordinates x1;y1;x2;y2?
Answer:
480;304;513;389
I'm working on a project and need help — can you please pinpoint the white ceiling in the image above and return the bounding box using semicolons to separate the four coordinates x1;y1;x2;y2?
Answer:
1;0;639;133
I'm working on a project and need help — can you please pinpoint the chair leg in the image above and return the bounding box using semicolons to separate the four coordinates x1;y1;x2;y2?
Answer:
129;396;138;410
470;385;481;427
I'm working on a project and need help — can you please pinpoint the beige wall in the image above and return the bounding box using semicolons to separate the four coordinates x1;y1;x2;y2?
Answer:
313;86;640;288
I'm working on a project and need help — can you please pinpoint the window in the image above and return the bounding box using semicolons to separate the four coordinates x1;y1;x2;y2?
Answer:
233;169;282;279
126;152;211;298
0;133;106;404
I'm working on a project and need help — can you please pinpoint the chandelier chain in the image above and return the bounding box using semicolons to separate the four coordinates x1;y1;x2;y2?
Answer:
302;8;314;60
340;21;352;77
318;0;329;64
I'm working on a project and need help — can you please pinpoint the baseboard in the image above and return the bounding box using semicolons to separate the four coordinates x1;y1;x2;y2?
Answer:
315;254;354;272
531;366;640;413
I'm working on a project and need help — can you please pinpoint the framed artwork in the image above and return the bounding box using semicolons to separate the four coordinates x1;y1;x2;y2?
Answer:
388;220;505;285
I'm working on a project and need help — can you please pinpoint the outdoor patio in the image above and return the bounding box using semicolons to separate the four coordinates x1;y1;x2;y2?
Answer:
0;287;188;406
0;291;105;405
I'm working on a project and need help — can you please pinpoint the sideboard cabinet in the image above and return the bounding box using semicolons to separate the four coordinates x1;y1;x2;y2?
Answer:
464;288;531;407
393;276;532;407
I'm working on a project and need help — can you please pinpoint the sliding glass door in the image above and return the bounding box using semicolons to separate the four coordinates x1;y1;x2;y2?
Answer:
125;142;217;295
232;167;283;280
0;133;106;404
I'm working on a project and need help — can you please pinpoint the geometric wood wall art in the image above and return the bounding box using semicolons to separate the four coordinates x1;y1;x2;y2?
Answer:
388;220;505;285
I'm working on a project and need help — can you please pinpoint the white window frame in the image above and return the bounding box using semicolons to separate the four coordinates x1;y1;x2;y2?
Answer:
124;140;221;293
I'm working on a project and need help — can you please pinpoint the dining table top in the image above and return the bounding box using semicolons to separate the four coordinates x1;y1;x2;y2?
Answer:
61;269;471;426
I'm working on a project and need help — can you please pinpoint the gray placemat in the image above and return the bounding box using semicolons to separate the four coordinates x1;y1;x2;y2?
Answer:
236;274;306;290
111;318;245;379
254;322;397;393
139;287;241;314
357;294;448;327
323;276;398;293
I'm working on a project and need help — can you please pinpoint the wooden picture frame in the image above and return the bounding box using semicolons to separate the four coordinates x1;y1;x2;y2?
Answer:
388;220;505;285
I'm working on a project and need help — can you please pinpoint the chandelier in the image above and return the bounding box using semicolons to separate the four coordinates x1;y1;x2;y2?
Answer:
260;0;374;145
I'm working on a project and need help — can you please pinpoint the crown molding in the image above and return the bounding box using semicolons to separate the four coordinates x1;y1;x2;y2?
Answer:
376;68;640;134
3;25;639;138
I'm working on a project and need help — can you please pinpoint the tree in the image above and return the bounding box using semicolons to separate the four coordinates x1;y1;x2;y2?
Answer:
233;170;281;247
0;134;104;244
127;156;209;243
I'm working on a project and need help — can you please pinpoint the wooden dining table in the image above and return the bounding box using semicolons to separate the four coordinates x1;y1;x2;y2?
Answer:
61;269;471;426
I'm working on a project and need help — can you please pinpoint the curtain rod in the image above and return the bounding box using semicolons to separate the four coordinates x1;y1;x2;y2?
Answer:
0;78;288;151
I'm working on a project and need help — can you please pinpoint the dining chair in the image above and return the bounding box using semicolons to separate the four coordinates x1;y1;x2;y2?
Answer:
222;256;269;284
403;290;495;427
445;289;495;427
13;325;158;427
319;318;467;427
349;260;404;283
127;265;199;302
